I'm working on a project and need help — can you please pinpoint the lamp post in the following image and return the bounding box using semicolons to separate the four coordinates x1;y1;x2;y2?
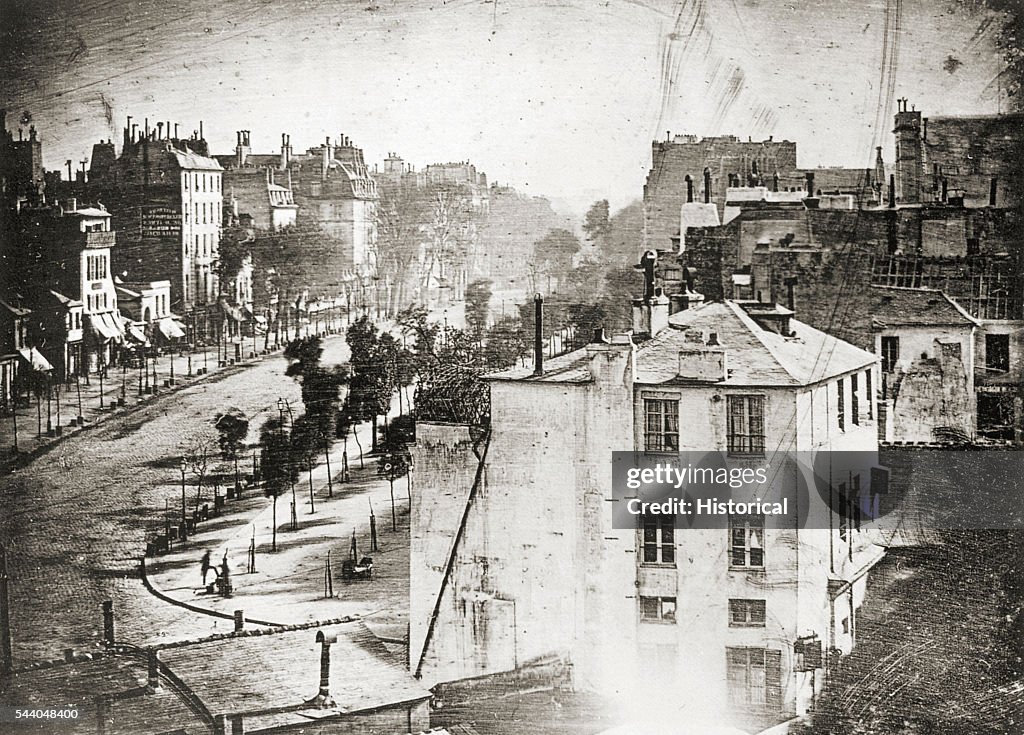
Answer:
180;458;188;542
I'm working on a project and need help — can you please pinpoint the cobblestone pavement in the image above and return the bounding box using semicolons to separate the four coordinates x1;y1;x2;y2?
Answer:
0;330;374;665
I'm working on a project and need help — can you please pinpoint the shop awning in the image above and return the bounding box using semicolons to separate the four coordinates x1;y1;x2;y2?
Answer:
18;347;53;372
158;318;185;340
88;312;123;342
125;322;150;345
219;298;248;323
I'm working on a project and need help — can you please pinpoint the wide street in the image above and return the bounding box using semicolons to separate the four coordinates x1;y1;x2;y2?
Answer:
0;331;386;665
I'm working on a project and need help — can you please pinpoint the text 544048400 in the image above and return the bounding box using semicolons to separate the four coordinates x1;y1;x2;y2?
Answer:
1;707;80;722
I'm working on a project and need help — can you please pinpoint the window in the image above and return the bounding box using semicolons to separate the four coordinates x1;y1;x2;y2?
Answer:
865;370;873;419
727;395;765;455
837;379;845;431
729;599;766;627
729;514;764;568
727;648;782;710
880;336;899;372
644;398;679;452
986;334;1010;373
850;374;859;426
640;596;676;623
641;513;675;564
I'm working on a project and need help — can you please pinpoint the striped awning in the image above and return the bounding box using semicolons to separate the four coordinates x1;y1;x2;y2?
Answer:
88;312;123;342
158;318;185;340
18;347;53;372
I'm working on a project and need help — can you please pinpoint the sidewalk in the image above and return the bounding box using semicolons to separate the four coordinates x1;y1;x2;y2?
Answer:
141;393;411;647
0;322;342;470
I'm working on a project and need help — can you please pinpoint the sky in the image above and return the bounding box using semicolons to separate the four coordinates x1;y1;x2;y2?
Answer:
0;0;1011;216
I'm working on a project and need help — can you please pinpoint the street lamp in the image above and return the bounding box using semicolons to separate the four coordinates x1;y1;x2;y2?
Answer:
180;457;188;542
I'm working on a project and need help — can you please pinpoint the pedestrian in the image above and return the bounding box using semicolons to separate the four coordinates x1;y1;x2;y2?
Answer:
201;550;212;585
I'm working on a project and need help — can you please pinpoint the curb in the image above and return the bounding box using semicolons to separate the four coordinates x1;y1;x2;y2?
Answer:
139;555;284;628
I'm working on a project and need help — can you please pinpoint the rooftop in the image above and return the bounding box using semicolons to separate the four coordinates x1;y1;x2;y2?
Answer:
867;286;978;329
159;621;430;727
170;148;223;171
488;301;875;387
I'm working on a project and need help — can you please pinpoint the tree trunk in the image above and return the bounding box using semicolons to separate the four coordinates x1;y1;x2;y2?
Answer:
371;415;378;452
324;439;333;497
353;427;364;468
308;457;315;514
271;496;277;551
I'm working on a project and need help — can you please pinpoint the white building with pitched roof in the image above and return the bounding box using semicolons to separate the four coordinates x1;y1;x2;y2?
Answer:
411;290;886;732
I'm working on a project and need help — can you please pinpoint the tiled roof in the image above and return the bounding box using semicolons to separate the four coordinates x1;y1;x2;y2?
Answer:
159;621;430;722
489;301;876;387
171;149;223;171
644;301;875;386
485;348;593;383
867;286;978;328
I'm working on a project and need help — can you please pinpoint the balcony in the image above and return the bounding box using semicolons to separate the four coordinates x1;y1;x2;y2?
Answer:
84;231;116;249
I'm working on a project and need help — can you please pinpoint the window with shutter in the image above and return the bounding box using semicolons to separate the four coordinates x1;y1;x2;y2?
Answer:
726;647;782;711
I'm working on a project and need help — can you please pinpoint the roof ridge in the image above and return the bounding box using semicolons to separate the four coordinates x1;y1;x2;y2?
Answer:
724;301;801;384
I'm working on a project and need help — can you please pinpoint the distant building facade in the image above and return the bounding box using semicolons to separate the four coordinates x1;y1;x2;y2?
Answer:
87;118;224;337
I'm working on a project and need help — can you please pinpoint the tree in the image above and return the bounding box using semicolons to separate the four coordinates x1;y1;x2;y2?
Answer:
464;279;493;339
214;224;253;288
483;316;528;369
290;414;320;515
582;199;611;242
259;417;297;551
214;409;249;495
183;434;216;507
532;229;581;292
374;181;432;316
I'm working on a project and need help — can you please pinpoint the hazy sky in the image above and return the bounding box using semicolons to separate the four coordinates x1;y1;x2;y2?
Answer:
0;0;1010;214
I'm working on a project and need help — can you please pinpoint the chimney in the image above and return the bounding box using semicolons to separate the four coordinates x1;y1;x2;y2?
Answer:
772;171;779;193
677;342;727;382
990;177;998;206
685;175;694;203
923;117;928;141
533;294;544;375
805;171;815;196
147;649;161;692
888;174;896;208
784;276;797;311
156;121;163;139
704;168;711;204
632;287;670;337
322;137;330;181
